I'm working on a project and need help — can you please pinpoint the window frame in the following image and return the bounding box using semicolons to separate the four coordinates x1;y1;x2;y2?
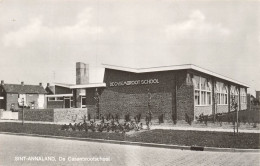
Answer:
193;75;212;106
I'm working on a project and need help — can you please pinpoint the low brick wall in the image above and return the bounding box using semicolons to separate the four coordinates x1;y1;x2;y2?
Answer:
54;108;88;123
17;108;88;123
194;106;213;118
18;109;54;122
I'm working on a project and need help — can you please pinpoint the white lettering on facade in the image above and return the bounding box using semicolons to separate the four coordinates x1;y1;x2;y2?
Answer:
109;79;159;87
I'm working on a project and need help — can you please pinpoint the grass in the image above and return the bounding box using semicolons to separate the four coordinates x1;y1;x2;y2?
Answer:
0;122;259;149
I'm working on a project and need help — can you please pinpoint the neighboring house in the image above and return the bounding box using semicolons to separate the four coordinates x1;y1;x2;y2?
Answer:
0;81;47;111
256;91;260;104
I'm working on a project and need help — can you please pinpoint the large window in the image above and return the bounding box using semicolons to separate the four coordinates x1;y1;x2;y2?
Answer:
230;85;239;104
215;82;228;105
192;75;212;106
240;88;246;104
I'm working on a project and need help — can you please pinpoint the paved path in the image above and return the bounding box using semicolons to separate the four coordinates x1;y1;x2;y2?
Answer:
0;134;259;166
152;125;260;133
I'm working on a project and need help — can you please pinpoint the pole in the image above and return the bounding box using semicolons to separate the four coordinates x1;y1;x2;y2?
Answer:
22;98;24;125
237;103;239;134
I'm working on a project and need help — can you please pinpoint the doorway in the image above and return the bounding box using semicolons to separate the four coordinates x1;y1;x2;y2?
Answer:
64;98;70;108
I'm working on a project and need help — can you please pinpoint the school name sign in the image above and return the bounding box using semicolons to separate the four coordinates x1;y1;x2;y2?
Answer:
109;79;159;87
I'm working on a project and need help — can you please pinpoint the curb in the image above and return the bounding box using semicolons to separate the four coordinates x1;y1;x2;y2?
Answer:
0;132;259;153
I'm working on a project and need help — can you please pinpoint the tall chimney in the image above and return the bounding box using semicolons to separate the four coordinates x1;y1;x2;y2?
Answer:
1;80;4;85
21;81;24;86
76;62;89;85
39;83;42;86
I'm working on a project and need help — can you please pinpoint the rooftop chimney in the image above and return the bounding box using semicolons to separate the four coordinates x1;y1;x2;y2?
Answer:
21;81;24;86
1;80;4;85
39;83;42;86
76;62;89;85
47;83;50;87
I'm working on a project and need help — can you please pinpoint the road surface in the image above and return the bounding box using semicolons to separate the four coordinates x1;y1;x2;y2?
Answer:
0;134;259;166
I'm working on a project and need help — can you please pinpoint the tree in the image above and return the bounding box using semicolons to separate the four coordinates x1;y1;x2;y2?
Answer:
94;88;100;119
230;94;238;135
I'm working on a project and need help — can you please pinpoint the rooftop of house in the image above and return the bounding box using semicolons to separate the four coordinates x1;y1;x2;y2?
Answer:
1;83;47;94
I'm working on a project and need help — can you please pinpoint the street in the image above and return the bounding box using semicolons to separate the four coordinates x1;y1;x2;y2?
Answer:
0;134;259;166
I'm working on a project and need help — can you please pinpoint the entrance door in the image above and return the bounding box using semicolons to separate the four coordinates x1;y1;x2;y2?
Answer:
64;98;70;108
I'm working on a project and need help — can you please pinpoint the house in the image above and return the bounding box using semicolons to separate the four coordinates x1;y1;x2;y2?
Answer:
0;81;47;111
46;62;249;121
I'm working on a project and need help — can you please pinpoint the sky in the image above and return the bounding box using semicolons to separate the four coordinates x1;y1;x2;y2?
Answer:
0;0;259;95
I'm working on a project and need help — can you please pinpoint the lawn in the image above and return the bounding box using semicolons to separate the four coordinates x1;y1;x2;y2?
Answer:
0;122;259;149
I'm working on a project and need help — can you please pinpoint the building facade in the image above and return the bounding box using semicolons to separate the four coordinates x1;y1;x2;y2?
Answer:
47;63;248;121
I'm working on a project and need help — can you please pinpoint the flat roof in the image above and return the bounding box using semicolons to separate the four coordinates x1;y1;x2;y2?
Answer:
46;94;73;97
102;63;249;87
53;83;106;89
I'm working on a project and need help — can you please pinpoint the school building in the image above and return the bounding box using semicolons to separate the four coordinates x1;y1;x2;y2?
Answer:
46;62;248;121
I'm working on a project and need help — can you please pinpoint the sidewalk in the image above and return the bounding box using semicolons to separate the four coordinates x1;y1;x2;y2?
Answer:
1;119;259;133
152;125;260;133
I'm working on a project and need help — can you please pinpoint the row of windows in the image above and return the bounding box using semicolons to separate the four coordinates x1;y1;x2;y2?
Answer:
193;76;212;106
216;93;228;105
193;75;247;106
48;97;68;101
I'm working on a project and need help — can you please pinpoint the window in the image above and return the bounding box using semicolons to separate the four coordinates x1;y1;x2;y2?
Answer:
48;97;55;101
70;97;73;108
192;75;212;106
81;97;86;108
240;88;246;104
230;85;239;104
215;82;228;105
56;97;63;101
194;90;200;105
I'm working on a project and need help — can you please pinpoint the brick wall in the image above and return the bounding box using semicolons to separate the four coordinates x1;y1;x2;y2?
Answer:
6;93;19;111
101;69;176;120
217;105;229;113
17;108;88;123
176;84;194;120
194;106;212;118
85;88;95;105
241;104;247;110
53;108;88;123
55;86;72;94
18;109;54;122
100;89;173;120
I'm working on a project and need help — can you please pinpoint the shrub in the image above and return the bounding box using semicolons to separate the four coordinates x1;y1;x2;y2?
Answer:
82;115;87;123
115;113;119;122
87;113;91;121
204;115;208;126
185;113;192;125
137;113;141;123
158;114;164;124
125;114;130;122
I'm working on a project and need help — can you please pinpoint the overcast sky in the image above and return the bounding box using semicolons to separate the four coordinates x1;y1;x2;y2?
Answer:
0;0;259;94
